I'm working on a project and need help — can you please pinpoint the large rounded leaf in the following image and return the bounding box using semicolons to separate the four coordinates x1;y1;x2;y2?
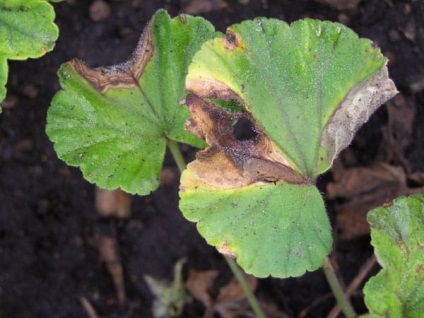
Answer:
47;10;217;195
180;169;331;278
363;194;424;317
180;18;397;277
0;0;58;103
186;18;397;178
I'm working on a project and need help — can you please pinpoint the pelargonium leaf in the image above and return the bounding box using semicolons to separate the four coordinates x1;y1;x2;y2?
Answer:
363;194;424;317
186;18;397;178
179;18;397;278
180;169;331;278
0;0;59;103
47;10;217;195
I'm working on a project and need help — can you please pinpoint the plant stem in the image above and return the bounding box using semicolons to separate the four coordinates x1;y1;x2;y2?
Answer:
167;139;187;171
322;256;356;318
166;140;266;318
225;256;266;318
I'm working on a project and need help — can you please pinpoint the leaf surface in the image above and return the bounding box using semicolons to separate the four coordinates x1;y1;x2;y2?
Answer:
180;169;331;278
186;18;397;177
0;0;58;103
363;194;424;317
47;10;217;194
180;18;397;277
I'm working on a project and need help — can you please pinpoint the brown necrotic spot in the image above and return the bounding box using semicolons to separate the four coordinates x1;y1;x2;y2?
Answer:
223;30;245;52
71;23;154;94
233;116;258;141
184;94;306;188
217;241;237;258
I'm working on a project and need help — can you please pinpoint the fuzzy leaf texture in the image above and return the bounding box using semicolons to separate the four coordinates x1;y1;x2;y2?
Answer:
180;18;398;278
47;10;217;195
363;194;424;317
0;0;59;105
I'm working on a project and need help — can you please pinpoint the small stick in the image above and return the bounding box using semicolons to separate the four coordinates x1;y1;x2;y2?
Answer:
80;297;100;318
299;294;333;318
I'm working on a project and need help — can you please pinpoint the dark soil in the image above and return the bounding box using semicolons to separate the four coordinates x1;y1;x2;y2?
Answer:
1;1;423;317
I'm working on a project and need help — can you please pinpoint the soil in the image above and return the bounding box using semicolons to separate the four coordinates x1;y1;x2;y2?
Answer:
0;0;423;317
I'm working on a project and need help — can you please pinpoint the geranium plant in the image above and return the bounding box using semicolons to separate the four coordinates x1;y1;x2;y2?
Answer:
46;9;403;317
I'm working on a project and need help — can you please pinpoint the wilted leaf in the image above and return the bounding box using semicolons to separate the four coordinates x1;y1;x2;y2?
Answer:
363;194;424;317
180;18;397;277
328;162;423;239
0;0;59;104
47;10;217;195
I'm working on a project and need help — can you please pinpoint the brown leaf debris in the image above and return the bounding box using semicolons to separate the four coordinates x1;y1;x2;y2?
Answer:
327;160;423;239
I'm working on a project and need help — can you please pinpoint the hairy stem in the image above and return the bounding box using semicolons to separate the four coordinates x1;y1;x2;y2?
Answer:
225;256;266;318
323;256;356;318
166;140;266;318
167;139;187;171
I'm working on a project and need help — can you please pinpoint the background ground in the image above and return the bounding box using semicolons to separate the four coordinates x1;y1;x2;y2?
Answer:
0;0;423;317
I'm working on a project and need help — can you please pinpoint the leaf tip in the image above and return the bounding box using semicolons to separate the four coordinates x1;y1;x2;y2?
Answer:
69;24;154;94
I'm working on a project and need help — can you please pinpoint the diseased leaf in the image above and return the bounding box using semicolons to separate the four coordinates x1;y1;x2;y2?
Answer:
186;18;397;177
0;0;59;104
180;18;397;277
47;10;217;195
363;194;424;317
180;169;331;278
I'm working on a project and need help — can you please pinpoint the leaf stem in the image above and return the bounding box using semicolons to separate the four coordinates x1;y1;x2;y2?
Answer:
224;256;266;318
322;256;356;318
167;139;187;172
166;140;266;318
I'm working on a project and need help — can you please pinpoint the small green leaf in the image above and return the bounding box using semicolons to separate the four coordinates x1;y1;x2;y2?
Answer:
144;258;191;318
0;0;59;103
180;169;332;278
180;18;397;277
47;10;217;195
363;194;424;317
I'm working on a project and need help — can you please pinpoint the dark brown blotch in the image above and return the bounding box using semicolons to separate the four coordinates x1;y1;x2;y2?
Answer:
185;94;306;186
223;30;245;52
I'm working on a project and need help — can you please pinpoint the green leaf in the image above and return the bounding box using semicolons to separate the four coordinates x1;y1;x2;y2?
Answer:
0;0;59;103
180;169;332;278
47;10;217;195
186;18;397;177
144;258;191;318
363;194;424;317
179;18;397;277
